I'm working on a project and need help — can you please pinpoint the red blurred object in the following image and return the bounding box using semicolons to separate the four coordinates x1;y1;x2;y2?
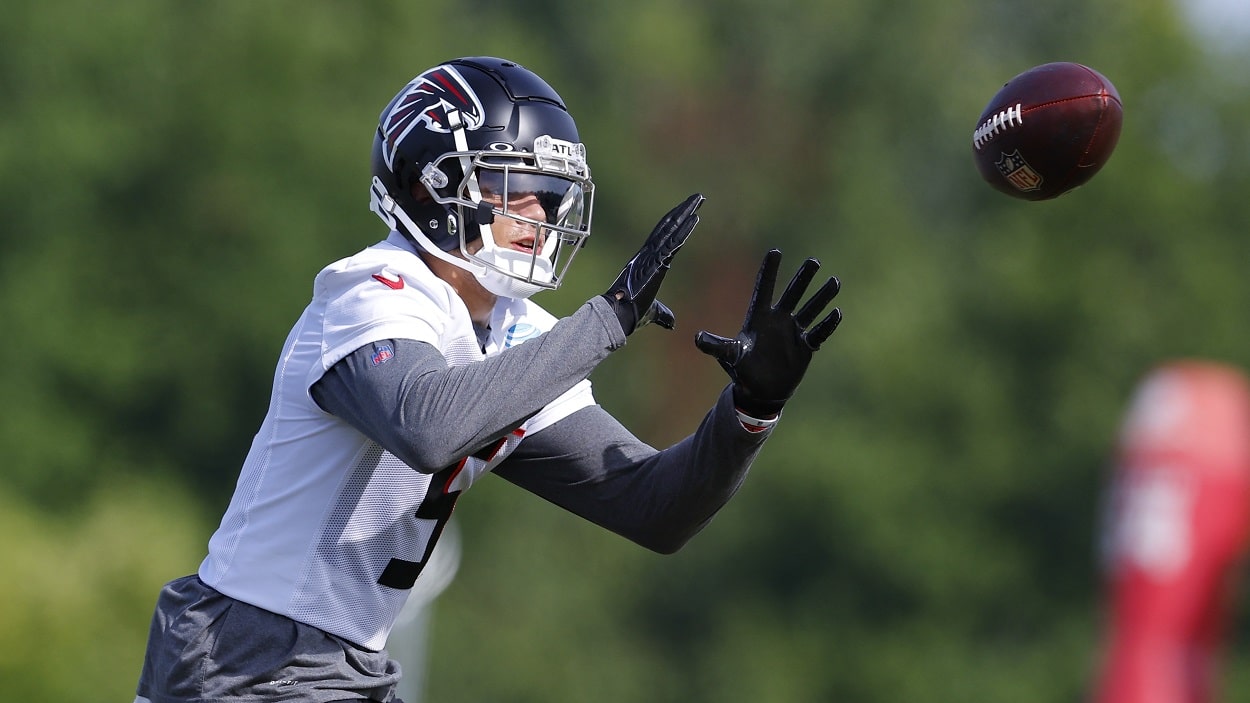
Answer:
1094;361;1250;703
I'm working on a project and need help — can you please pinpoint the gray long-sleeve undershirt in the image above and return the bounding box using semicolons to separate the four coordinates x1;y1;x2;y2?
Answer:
311;296;771;553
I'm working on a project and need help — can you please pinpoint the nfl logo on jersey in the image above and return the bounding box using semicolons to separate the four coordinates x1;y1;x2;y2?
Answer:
371;344;395;366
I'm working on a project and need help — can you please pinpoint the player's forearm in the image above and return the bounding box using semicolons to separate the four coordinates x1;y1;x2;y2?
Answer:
625;387;770;552
402;297;624;468
313;297;625;473
497;386;771;553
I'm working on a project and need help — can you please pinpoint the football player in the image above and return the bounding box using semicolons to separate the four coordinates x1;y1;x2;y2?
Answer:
1094;361;1250;703
134;56;841;703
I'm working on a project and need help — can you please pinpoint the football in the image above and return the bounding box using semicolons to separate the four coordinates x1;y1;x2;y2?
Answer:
971;62;1123;201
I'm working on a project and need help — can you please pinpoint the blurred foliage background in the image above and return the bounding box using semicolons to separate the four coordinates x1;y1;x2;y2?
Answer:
4;0;1250;701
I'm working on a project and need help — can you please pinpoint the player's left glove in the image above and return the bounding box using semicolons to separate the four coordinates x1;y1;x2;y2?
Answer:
602;193;705;336
695;249;841;418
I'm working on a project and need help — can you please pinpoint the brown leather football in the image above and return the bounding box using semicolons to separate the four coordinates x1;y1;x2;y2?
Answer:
972;62;1123;201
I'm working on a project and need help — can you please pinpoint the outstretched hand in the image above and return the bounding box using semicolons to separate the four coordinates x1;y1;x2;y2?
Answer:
695;249;841;418
602;193;705;336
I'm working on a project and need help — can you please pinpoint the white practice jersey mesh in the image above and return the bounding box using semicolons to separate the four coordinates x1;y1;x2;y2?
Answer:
199;232;593;651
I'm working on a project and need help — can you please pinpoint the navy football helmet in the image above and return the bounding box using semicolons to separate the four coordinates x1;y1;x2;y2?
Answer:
369;57;594;299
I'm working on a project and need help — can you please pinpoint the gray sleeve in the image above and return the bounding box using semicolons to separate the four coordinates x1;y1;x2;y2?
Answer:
311;297;626;473
493;385;772;554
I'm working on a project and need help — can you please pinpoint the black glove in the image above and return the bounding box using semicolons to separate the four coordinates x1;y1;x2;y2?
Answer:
695;249;841;417
602;193;705;336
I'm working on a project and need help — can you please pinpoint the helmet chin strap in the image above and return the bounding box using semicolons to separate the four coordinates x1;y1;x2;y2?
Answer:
372;182;550;299
478;269;547;299
370;178;488;277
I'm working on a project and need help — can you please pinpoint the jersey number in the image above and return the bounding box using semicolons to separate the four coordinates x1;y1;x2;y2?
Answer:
374;433;512;590
377;463;463;590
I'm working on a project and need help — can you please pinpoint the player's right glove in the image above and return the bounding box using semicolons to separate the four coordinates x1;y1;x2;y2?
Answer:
695;249;842;418
602;193;705;336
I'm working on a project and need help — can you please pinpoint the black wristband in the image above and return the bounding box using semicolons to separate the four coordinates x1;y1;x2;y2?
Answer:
731;386;785;418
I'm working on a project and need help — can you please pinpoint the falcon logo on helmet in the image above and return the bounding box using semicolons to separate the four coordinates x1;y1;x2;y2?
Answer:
381;66;485;170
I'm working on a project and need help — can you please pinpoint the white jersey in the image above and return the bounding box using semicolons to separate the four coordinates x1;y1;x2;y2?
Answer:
198;231;594;651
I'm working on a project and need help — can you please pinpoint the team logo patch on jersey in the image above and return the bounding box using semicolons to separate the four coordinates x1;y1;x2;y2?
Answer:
371;343;395;366
381;65;485;170
504;323;542;348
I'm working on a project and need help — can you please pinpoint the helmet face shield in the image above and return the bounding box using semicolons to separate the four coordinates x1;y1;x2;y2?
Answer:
476;170;589;231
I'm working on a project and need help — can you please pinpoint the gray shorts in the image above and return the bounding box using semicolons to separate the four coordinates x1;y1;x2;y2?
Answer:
135;575;403;703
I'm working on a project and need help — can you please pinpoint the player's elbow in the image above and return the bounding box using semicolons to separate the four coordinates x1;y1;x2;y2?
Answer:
630;522;705;555
376;429;462;474
644;538;687;556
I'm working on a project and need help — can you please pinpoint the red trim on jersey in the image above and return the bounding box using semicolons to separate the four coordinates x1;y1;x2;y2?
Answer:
371;272;405;289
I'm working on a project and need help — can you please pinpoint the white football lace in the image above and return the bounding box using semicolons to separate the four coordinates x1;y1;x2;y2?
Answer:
972;103;1024;150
